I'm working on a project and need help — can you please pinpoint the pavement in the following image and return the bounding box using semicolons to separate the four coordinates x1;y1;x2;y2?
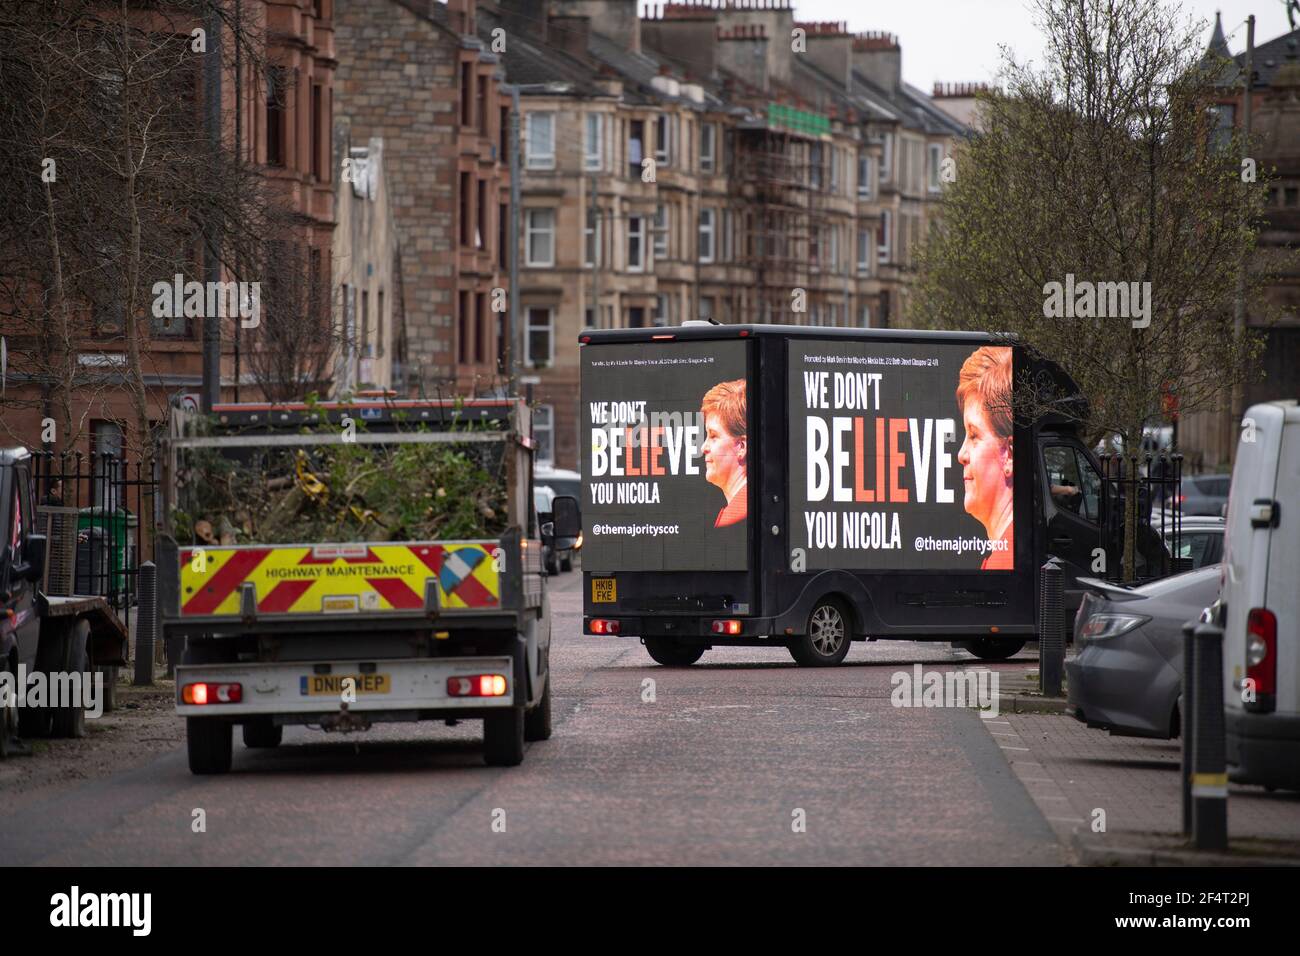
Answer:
991;710;1300;865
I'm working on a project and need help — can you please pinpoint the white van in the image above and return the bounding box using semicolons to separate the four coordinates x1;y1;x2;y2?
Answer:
1221;400;1300;790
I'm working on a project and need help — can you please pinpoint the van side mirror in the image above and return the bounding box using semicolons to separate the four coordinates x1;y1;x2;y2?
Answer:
551;495;580;539
21;532;46;583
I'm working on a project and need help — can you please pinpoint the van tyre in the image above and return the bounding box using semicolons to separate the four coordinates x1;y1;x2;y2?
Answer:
484;707;525;766
0;656;27;758
964;638;1025;662
789;599;853;667
187;717;232;774
50;620;91;738
524;673;552;742
644;638;704;667
242;718;283;749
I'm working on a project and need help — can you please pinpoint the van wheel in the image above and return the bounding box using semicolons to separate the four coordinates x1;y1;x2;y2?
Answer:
242;718;283;749
964;638;1026;662
187;718;232;774
524;672;552;742
0;656;26;758
50;620;91;738
484;707;525;766
789;599;852;666
644;638;704;667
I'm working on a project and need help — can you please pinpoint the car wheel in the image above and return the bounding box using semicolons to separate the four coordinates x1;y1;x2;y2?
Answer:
789;599;852;666
643;638;704;666
524;672;552;742
484;707;525;766
187;717;232;774
50;620;91;738
963;637;1026;661
242;718;283;749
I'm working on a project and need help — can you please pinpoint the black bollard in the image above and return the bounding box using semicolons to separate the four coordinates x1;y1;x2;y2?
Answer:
1191;622;1228;851
134;561;156;687
1180;620;1197;837
1038;558;1065;696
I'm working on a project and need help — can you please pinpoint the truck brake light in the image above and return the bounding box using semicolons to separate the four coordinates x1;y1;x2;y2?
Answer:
447;675;508;697
590;618;620;634
712;620;742;635
1245;608;1277;713
182;682;243;705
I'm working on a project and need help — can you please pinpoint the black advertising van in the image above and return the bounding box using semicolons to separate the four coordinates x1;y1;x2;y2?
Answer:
579;323;1159;666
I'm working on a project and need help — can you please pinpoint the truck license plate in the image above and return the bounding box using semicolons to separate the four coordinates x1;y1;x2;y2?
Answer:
591;578;616;603
300;674;391;696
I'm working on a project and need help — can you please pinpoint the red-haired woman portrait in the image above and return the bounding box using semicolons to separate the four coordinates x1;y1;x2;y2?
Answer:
701;379;748;528
956;347;1014;570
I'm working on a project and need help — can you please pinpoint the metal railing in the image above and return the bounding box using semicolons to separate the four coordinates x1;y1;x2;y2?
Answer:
1097;453;1189;583
31;451;157;635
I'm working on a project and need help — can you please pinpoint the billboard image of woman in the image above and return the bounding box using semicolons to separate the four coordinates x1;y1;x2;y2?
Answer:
956;347;1014;570
701;379;747;528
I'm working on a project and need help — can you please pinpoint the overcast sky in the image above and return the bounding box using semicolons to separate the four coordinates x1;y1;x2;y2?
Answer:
784;1;1296;92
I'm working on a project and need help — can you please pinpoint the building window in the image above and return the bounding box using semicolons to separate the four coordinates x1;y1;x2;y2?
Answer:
628;306;645;328
526;112;555;169
499;203;508;269
928;143;943;192
461;61;473;126
859;304;872;328
584;113;602;171
654;293;671;327
584;207;601;267
1286;187;1298;207
534;405;554;466
476;178;487;249
459;172;473;246
879;132;893;181
361;288;370;357
526;209;555;266
878;210;892;263
92;420;126;510
698;208;714;264
311;83;323;180
628;120;644;177
858;154;872;198
497;310;507;371
655;114;671;165
377;289;385;358
526;307;554;366
477;74;489;135
829;226;839;274
458;290;471;364
265;67;286;167
628;215;646;271
857;228;870;275
1210;104;1234;153
475;292;487;364
829;147;839;194
700;122;716;172
653;204;669;258
499;105;510;160
809;142;823;189
698;296;714;321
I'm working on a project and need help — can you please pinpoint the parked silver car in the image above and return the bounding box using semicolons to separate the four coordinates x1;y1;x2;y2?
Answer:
1066;565;1220;739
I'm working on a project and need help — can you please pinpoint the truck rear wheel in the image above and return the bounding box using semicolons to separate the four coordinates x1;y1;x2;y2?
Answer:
789;599;852;667
242;718;283;749
484;707;525;766
50;620;91;739
644;638;704;667
524;673;552;742
963;638;1026;662
187;718;233;774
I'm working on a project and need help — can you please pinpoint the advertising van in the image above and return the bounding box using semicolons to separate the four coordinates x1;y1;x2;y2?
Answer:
578;322;1166;666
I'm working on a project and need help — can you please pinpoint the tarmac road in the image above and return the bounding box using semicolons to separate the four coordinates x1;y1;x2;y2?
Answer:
0;572;1062;865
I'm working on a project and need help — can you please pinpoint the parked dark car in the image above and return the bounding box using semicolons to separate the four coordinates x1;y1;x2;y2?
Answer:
1066;565;1220;739
1157;472;1230;518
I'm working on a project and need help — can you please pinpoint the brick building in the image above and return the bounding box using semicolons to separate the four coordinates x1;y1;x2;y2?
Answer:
333;0;511;398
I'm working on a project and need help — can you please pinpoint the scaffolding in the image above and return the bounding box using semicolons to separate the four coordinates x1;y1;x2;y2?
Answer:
734;106;832;325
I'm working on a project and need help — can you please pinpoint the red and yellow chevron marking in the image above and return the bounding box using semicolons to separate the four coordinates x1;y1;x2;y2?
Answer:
178;542;501;617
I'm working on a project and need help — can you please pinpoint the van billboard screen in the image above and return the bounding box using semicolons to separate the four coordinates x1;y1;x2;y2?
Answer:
788;340;1015;572
580;340;749;572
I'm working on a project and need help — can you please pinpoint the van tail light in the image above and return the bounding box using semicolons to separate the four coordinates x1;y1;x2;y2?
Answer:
590;618;620;635
447;675;508;697
711;619;742;635
1245;608;1277;713
182;682;242;705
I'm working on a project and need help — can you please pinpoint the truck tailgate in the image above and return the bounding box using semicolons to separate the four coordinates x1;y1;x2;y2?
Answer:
176;541;503;622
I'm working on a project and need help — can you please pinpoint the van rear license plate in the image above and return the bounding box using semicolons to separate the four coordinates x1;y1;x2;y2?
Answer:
592;578;616;603
300;674;391;696
322;595;360;613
